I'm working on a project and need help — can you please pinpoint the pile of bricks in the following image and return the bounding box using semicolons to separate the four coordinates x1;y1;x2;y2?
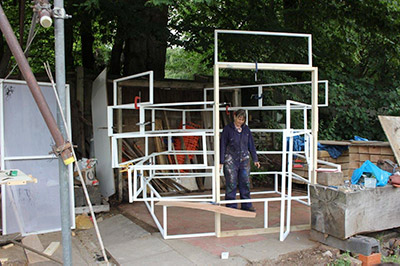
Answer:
293;141;395;180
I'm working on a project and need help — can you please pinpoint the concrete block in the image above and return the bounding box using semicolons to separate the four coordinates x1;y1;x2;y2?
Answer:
358;253;381;266
310;230;380;256
311;185;400;239
317;172;344;186
74;186;102;206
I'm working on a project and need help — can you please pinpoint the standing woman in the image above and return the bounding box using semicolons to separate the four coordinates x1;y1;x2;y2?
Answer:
220;109;260;211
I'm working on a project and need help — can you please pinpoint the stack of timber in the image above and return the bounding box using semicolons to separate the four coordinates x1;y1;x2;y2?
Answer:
121;135;190;195
294;140;395;181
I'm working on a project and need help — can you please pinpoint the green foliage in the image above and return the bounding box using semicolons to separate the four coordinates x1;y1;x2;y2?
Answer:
383;254;400;263
169;0;400;141
330;252;352;266
2;0;400;142
165;47;212;79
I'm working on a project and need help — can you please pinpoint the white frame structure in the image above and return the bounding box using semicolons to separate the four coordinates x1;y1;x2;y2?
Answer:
108;30;340;241
0;79;75;236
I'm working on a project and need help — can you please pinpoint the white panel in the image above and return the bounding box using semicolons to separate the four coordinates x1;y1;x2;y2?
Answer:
3;83;56;157
0;80;74;235
92;69;115;197
4;159;61;235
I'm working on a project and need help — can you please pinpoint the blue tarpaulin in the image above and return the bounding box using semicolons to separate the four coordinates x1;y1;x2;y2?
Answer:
351;160;391;186
291;136;371;159
291;136;348;159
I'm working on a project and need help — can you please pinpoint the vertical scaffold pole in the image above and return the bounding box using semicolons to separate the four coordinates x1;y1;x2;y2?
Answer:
311;68;319;184
214;64;221;237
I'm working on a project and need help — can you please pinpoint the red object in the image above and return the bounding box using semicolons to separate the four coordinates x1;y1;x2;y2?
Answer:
358;253;381;266
389;174;400;188
174;122;201;172
134;96;141;109
226;105;230;115
293;164;303;168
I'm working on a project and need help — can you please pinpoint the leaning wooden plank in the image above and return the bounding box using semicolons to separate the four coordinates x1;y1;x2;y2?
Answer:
156;201;256;218
21;235;49;264
379;116;400;165
43;242;60;256
11;240;62;264
220;224;310;237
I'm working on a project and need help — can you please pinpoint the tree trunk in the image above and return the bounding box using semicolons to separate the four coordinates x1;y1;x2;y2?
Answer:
109;26;123;76
80;12;95;70
64;0;75;71
0;38;11;77
122;4;168;80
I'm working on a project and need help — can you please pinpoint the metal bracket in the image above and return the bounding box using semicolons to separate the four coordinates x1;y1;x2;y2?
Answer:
50;142;72;156
52;7;72;19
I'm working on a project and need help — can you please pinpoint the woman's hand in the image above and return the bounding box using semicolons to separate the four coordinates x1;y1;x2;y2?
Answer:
254;162;261;169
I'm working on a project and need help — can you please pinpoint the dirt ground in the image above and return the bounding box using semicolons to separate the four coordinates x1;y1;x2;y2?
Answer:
255;229;400;266
254;245;340;266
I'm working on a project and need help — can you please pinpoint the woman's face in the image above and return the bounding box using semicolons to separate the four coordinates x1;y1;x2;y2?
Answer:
234;115;245;127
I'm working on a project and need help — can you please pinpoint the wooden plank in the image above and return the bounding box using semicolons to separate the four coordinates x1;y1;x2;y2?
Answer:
369;146;381;155
336;155;350;163
370;154;381;163
358;146;369;154
43;242;60;256
349;146;359;153
0;170;37;186
350;141;390;147
381;146;394;155
379;116;400;165
340;163;350;170
317;150;331;158
349;161;360;169
382;155;395;161
156;201;256;218
75;203;110;214
319;140;351;146
359;154;370;162
21;235;48;264
220;224;310;237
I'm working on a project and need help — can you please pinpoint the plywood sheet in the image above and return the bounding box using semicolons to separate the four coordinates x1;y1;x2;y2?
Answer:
22;235;48;263
156;201;256;218
92;69;115;197
378;116;400;165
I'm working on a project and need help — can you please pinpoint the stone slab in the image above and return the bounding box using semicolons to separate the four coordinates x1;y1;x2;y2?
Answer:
311;185;400;239
98;214;150;245
317;172;344;186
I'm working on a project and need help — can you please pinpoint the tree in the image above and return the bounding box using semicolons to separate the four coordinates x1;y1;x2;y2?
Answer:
168;0;400;140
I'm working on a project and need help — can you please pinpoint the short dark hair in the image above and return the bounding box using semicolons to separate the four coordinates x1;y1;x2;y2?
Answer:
234;109;246;120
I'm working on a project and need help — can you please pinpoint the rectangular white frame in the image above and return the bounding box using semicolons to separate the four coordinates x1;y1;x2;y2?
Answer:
213;30;318;241
108;30;341;241
0;79;75;235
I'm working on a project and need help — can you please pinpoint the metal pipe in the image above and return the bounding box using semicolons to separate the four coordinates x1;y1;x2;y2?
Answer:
0;4;73;164
10;240;63;264
53;0;72;264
